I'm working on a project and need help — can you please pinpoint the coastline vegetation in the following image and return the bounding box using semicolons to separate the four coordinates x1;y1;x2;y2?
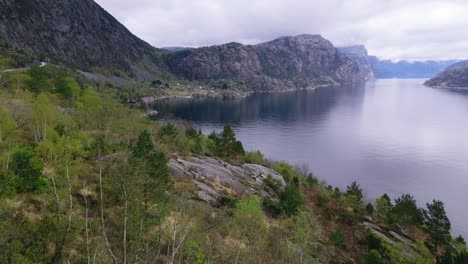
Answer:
0;52;467;263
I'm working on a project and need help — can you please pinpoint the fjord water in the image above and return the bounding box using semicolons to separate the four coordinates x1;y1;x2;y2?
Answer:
153;79;468;237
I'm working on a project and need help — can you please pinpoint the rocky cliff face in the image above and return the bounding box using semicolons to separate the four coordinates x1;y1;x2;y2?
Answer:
338;45;374;80
0;0;164;78
425;60;468;88
166;35;367;91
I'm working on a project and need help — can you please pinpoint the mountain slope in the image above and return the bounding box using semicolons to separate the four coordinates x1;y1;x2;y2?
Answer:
166;35;368;91
338;45;374;80
0;0;164;77
425;60;468;88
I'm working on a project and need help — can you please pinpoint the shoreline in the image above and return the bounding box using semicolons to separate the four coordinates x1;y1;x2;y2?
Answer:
142;83;338;104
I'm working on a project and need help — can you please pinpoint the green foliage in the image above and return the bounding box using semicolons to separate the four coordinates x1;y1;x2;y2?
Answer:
0;214;55;263
279;184;304;216
273;161;299;183
376;193;393;222
184;238;210;264
330;229;346;250
454;250;468;264
218;195;239;208
365;250;386;264
346;181;363;201
263;181;303;217
366;203;374;215
288;209;323;262
0;106;16;142
75;86;104;129
231;196;268;260
0;171;16;195
244;151;269;166
26;66;49;93
160;123;179;137
10;145;46;192
55;76;80;99
366;230;383;252
185;127;201;138
152;79;162;86
455;235;466;246
132;129;154;159
208;125;245;159
391;194;423;225
424;200;452;253
264;175;283;194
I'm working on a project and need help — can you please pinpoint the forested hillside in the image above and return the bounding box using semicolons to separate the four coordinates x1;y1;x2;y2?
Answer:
0;44;467;264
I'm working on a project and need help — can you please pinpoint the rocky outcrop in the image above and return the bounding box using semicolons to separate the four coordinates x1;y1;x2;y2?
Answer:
169;156;285;203
166;35;367;92
425;60;468;88
0;0;165;77
338;45;374;80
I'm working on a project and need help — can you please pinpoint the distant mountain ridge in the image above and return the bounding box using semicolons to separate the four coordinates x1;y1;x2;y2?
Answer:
0;0;370;91
165;34;370;91
368;57;459;79
424;60;468;88
162;47;194;52
4;0;453;91
338;46;458;79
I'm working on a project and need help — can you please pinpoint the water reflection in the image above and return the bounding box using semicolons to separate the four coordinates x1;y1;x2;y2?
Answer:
152;79;468;238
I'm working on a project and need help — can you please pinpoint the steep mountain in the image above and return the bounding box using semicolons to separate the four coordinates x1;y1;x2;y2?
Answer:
165;35;368;91
368;57;458;78
338;45;374;80
0;0;165;78
0;2;369;91
425;60;468;88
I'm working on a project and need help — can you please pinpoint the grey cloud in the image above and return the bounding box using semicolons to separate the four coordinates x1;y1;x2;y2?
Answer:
94;0;468;60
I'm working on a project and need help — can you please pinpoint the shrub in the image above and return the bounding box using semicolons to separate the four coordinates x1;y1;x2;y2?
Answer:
316;193;329;208
218;195;239;208
10;145;46;192
262;198;282;216
305;174;319;186
273;162;298;183
264;175;283;194
160;123;178;137
330;230;346;250
279;184;304;216
244;151;268;166
366;230;383;252
366;203;375;215
365;250;386;264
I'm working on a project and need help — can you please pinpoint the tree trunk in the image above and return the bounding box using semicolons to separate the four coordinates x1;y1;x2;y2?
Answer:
83;194;90;264
99;165;118;264
123;186;128;264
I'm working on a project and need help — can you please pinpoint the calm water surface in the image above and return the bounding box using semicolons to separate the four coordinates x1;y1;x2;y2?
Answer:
153;79;468;237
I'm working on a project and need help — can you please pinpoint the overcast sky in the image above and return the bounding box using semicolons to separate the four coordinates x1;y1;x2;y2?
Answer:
95;0;468;61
